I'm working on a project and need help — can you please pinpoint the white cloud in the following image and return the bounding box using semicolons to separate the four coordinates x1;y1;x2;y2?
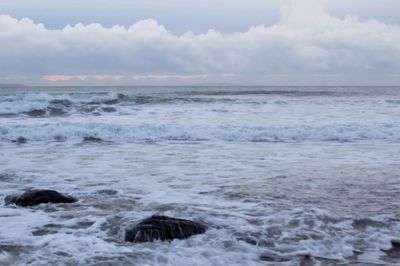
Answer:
1;1;400;81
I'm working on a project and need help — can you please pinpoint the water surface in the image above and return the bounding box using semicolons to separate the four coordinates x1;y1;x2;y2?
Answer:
1;86;399;265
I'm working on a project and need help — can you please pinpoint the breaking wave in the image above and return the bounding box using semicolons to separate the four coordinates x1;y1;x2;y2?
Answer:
0;92;238;117
0;92;126;116
1;122;399;143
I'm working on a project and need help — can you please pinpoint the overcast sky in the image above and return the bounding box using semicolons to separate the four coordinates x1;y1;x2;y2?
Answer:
1;0;400;85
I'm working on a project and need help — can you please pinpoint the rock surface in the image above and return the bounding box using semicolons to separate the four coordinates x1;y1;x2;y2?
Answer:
383;240;400;259
125;215;207;243
5;190;77;207
83;136;103;142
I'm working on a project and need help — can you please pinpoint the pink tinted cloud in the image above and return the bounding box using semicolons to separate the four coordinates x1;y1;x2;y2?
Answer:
43;75;124;81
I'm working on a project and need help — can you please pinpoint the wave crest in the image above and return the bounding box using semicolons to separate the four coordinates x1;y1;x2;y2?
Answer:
1;122;399;143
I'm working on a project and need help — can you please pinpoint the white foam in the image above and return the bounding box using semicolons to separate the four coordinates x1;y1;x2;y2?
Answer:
1;88;399;265
0;121;399;143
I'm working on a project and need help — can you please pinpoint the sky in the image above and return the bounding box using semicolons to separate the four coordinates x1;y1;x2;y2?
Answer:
1;0;400;85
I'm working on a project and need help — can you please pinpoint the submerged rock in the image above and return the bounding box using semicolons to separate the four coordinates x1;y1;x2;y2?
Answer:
83;136;103;142
24;109;46;117
125;215;207;243
12;137;28;144
95;189;119;196
101;107;117;113
54;134;67;142
5;190;77;207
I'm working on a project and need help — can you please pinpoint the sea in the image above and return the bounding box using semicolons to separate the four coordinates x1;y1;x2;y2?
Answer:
0;86;399;265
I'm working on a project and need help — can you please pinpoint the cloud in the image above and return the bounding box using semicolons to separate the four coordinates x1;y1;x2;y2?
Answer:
1;1;400;81
43;75;124;82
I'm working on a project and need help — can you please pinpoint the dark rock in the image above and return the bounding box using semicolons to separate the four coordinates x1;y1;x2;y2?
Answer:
31;228;57;236
259;254;291;262
383;240;400;259
391;239;400;249
24;109;46;117
299;255;315;266
260;254;317;265
54;251;73;257
95;189;119;195
125;215;207;243
83;136;103;142
4;194;20;205
0;244;30;256
54;134;67;142
0;173;14;182
5;190;77;207
352;218;385;230
32;223;63;236
12;137;27;144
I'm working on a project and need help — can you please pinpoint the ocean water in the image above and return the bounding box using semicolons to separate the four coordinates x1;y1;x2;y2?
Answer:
0;86;399;265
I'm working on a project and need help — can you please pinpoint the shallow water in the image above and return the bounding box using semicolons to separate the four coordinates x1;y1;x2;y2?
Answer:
1;86;400;265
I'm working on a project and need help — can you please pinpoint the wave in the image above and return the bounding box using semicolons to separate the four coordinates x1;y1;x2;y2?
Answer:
0;92;241;117
0;92;125;116
185;89;344;97
2;91;399;117
1;122;399;143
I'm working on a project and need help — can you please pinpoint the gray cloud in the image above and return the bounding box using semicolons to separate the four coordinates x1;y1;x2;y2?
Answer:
1;0;400;83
